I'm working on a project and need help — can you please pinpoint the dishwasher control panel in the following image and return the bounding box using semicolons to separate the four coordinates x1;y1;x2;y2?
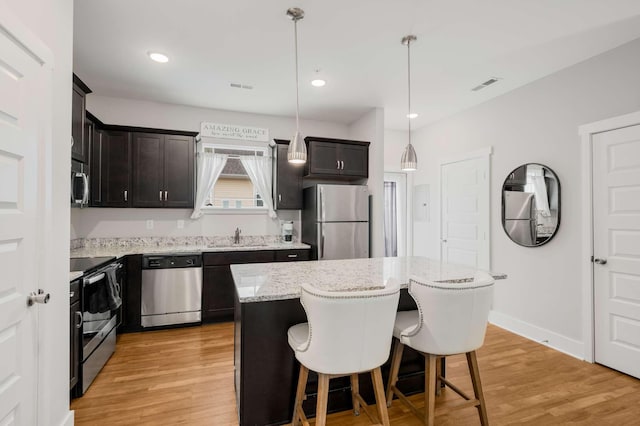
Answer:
142;254;202;269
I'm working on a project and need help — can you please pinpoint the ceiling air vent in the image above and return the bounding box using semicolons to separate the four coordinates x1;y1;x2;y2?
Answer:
471;77;501;92
230;82;253;90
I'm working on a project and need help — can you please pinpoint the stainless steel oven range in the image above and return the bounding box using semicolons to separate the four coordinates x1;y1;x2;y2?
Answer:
73;257;124;395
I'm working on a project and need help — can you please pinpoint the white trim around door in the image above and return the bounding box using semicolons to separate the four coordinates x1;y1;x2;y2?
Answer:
579;110;640;363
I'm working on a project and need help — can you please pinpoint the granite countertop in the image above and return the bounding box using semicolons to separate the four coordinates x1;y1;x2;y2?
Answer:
70;271;84;282
70;236;310;259
231;256;507;303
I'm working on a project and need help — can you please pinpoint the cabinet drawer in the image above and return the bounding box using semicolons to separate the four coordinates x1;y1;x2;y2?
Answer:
70;280;81;304
274;250;310;262
203;250;275;266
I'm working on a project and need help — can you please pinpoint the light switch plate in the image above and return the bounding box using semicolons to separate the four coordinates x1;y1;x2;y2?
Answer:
413;184;430;222
146;220;154;230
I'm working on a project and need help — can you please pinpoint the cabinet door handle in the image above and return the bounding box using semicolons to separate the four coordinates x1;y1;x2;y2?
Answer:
75;311;83;329
336;160;340;170
69;291;75;299
340;160;344;170
124;190;127;201
287;254;298;258
164;191;168;201
278;194;282;202
159;191;163;201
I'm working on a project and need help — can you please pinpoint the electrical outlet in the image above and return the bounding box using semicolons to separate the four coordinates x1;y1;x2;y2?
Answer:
146;220;154;230
177;220;185;229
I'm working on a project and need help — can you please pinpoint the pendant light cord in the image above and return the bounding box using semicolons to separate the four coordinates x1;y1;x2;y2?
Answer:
407;38;412;146
294;19;300;132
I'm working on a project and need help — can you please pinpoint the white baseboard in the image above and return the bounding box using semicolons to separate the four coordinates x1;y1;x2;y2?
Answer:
489;310;585;360
59;410;74;426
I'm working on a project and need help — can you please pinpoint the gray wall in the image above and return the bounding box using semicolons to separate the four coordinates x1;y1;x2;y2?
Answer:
404;37;640;356
349;108;385;257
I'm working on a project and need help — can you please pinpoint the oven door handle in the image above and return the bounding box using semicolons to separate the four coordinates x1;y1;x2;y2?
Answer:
84;272;105;286
75;311;83;329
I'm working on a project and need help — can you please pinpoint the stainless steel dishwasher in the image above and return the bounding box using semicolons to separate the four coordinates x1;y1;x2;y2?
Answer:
141;253;202;327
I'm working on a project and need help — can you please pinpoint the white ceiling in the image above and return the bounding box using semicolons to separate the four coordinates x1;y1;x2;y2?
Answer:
73;0;640;130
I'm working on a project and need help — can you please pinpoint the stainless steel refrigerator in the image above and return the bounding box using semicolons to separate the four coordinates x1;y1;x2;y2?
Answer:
503;190;536;246
302;184;370;260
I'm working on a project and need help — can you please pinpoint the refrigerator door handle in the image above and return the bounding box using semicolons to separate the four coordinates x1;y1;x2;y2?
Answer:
318;186;325;222
319;224;325;260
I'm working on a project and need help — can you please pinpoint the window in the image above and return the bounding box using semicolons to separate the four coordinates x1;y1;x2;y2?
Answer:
202;144;269;211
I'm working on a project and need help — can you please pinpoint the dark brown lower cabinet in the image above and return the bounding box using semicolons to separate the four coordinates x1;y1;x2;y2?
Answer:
121;255;142;333
202;265;236;322
119;250;310;330
202;249;309;322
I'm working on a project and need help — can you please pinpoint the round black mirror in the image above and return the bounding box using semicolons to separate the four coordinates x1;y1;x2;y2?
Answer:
501;164;560;247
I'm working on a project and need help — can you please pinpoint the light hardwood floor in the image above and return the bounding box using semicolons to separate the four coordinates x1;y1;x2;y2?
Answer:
71;323;640;425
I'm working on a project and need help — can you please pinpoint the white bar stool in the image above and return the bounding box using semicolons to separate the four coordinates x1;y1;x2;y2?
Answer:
386;272;495;426
288;281;401;426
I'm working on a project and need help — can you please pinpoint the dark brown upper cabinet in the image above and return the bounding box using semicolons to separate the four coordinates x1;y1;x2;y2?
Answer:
273;139;304;210
132;133;194;208
71;75;92;163
91;130;132;207
304;136;369;179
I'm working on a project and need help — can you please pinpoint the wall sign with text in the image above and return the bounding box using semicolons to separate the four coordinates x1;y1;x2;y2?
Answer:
200;122;269;142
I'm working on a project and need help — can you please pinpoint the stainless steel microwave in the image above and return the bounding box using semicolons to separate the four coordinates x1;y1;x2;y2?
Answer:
71;159;89;207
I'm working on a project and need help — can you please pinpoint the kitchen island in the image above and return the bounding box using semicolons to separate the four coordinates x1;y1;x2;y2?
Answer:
231;257;506;426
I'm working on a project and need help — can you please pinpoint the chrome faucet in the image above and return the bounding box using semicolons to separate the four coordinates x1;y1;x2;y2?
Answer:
234;227;241;244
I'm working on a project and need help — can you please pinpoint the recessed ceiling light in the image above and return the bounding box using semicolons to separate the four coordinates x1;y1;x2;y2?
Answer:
406;113;418;119
311;79;326;87
148;52;169;63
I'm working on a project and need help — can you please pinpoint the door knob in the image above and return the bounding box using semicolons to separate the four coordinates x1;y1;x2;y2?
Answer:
594;258;607;265
27;289;50;306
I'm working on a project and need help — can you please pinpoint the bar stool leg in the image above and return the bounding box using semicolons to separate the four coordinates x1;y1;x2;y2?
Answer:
315;373;330;426
292;365;308;426
371;367;391;426
424;354;437;426
386;339;404;407
350;373;360;415
466;351;489;426
435;356;442;396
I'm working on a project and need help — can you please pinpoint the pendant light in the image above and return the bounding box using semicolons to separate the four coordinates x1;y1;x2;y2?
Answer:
401;35;418;171
286;7;307;164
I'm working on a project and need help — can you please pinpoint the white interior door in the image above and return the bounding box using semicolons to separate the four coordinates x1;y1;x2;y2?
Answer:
0;8;53;425
440;156;490;269
593;124;640;379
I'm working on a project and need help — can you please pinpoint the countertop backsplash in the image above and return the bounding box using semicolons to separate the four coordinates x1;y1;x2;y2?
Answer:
71;235;298;251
